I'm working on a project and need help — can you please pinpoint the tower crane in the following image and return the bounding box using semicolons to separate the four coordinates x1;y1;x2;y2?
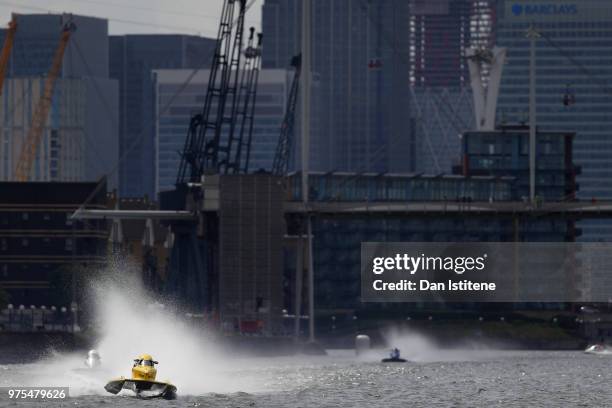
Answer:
0;15;17;97
272;54;301;176
14;18;75;182
166;0;259;311
176;0;247;184
230;27;263;174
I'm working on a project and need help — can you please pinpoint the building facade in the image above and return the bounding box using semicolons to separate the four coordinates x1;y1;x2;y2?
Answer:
408;0;495;87
282;122;580;311
109;35;215;198
262;0;412;173
0;13;118;188
218;174;284;334
262;0;495;173
410;87;474;174
495;0;612;240
153;68;289;195
284;171;574;311
0;13;108;79
0;77;118;187
456;125;579;201
0;181;108;306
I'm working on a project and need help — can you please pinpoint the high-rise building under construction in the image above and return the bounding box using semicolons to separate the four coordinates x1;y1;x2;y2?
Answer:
0;14;118;188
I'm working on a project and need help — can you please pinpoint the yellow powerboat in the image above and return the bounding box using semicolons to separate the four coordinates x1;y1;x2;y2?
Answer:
104;354;177;399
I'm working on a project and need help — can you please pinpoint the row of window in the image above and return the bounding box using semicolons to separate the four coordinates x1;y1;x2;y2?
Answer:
0;238;73;251
0;212;73;226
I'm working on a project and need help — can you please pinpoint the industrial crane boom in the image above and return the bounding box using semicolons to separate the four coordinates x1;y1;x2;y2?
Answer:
176;0;247;184
14;20;75;182
272;54;301;176
0;15;17;97
230;27;262;174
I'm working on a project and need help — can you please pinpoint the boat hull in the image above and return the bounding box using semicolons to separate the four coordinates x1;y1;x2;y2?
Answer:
584;345;612;355
381;358;407;363
105;377;177;399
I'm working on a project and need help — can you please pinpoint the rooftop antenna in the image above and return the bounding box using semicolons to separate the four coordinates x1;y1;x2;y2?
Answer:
301;0;317;346
527;25;540;203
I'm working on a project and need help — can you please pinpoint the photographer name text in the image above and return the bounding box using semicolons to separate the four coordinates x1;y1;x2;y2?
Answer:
371;253;496;292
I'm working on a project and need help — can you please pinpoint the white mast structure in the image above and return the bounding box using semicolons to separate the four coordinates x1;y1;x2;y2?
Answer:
301;0;316;343
467;37;538;203
526;26;540;203
466;46;507;131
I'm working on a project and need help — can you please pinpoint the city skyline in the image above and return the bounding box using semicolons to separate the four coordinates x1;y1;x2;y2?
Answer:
0;0;263;37
3;4;612;405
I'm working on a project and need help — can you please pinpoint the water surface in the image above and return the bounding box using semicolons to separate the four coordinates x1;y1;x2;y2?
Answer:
0;349;609;407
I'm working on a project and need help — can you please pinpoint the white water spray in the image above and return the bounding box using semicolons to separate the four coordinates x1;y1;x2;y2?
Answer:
91;274;233;395
382;326;500;363
18;262;267;396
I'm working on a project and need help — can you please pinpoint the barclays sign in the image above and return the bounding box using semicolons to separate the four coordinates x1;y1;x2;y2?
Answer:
511;3;578;16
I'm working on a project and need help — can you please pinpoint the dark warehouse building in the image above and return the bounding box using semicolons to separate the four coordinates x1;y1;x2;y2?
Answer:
0;180;108;306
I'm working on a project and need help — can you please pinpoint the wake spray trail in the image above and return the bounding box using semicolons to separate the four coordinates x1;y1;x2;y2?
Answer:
90;271;266;395
30;261;267;396
382;326;502;363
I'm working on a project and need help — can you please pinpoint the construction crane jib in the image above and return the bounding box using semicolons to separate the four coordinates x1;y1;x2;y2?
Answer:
272;54;301;176
0;15;17;97
14;17;76;182
176;0;252;184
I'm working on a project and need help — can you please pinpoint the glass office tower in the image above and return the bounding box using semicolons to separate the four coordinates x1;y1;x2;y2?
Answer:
153;69;289;195
262;0;494;174
495;0;612;241
109;35;215;198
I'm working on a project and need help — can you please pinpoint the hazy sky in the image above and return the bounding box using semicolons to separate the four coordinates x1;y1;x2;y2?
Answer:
0;0;264;38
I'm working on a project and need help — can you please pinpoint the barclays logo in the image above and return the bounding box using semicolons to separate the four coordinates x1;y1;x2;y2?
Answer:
511;3;577;16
